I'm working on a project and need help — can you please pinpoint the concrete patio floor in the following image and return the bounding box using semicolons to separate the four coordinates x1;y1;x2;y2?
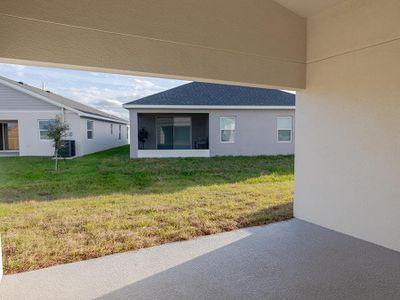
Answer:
1;219;399;300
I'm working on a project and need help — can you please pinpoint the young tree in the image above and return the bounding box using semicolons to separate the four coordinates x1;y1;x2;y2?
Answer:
138;127;149;149
47;115;69;171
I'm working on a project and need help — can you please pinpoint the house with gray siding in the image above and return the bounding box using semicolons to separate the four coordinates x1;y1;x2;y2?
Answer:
0;76;128;157
124;82;295;158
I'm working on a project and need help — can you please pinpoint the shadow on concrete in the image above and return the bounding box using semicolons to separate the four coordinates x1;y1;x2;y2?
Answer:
96;220;400;300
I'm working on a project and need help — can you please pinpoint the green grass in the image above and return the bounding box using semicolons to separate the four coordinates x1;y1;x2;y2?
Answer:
0;146;294;274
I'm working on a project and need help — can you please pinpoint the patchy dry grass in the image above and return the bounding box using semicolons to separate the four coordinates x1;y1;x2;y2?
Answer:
0;146;294;274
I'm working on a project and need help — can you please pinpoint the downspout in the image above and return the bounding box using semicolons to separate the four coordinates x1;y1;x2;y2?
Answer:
61;107;65;122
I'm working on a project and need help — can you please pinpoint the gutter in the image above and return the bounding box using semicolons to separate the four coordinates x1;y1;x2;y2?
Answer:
79;113;128;124
123;105;296;110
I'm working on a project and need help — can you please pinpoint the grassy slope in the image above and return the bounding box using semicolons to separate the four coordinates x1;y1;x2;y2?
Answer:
0;146;294;274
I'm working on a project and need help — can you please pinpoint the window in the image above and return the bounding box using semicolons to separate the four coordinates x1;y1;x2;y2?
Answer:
277;117;293;143
220;117;236;143
39;119;56;140
110;123;113;135
126;127;129;139
118;124;121;140
87;120;94;139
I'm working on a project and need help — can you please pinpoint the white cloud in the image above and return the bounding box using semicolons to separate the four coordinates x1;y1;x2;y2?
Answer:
133;79;155;88
0;63;188;119
9;64;26;77
54;83;166;119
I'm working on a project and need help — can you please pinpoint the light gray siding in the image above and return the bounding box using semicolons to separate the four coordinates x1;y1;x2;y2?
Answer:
0;110;129;157
129;108;294;157
209;109;294;156
79;117;129;156
0;83;59;111
0;81;129;157
0;110;62;156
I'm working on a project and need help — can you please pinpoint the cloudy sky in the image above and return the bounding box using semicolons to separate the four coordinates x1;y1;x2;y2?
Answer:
0;64;188;119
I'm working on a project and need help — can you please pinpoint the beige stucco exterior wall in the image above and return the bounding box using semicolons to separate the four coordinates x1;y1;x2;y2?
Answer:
295;0;400;251
0;0;305;90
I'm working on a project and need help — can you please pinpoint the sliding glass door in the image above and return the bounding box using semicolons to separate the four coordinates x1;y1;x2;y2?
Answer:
172;117;191;149
0;121;19;151
156;117;174;149
156;117;191;149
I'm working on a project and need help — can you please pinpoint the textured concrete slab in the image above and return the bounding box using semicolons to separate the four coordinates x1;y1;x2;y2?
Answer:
1;219;399;300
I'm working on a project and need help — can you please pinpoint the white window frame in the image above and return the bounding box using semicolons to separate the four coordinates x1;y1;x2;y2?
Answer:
38;119;56;141
118;124;122;140
277;116;293;143
87;120;94;140
220;116;236;143
110;123;113;135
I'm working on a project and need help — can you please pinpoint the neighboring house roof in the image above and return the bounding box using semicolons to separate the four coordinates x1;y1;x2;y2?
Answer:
124;82;295;109
0;75;128;124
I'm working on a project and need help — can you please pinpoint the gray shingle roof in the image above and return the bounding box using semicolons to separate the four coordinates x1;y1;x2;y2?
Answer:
125;82;295;107
0;75;127;123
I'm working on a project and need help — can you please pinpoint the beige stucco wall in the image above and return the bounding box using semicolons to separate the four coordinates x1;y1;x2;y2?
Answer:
295;0;400;251
0;0;305;90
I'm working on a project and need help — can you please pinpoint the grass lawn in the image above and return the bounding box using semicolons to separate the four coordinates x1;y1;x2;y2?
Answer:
0;146;294;274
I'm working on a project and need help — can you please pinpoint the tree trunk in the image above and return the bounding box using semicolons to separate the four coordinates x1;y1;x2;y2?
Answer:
54;149;58;172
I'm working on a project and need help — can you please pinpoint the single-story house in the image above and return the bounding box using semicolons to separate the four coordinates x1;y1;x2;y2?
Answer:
124;82;295;158
0;76;129;157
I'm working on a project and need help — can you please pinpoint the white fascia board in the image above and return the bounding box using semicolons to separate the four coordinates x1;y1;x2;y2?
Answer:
123;105;296;110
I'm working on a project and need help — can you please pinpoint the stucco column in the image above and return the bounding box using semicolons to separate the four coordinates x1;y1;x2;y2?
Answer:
295;0;400;252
